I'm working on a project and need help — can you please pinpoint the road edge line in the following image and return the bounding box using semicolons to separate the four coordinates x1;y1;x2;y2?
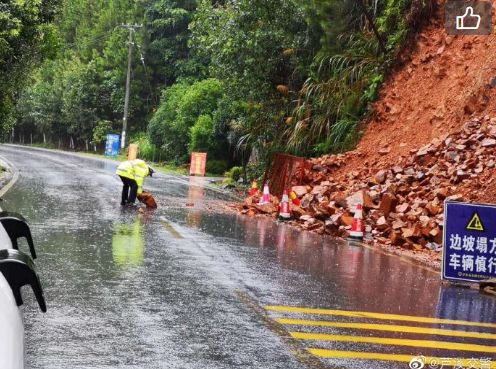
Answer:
234;290;342;369
0;155;20;198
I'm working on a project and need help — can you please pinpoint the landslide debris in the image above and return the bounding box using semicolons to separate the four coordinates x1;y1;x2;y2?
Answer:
340;2;496;177
235;2;496;265
235;116;496;257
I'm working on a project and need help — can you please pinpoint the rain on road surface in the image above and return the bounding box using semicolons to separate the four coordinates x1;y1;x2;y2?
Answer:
0;144;495;369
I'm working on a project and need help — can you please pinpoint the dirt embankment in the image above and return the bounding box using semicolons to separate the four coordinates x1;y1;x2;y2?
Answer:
345;1;496;181
235;1;496;265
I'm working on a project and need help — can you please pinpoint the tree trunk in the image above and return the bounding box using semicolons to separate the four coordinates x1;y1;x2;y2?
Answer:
358;0;387;55
43;132;46;144
85;140;89;151
58;138;61;149
30;133;33;145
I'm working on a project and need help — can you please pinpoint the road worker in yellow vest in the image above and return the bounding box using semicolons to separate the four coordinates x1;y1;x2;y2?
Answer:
116;159;154;206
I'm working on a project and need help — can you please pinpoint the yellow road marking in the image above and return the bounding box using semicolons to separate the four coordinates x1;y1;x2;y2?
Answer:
276;318;496;340
290;332;496;353
266;306;496;329
161;221;183;239
308;349;496;369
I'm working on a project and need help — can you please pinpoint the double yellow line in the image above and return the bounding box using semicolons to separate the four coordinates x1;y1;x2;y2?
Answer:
266;305;496;368
266;305;496;328
276;318;496;341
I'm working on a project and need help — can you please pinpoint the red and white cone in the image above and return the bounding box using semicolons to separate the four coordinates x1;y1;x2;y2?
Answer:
278;190;291;220
258;183;271;205
348;203;364;240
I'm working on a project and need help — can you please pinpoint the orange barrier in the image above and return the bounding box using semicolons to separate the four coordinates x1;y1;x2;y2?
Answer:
190;152;207;176
128;144;139;160
263;153;307;198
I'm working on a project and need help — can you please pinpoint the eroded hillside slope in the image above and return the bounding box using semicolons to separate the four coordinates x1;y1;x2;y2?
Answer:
237;2;496;265
346;1;496;174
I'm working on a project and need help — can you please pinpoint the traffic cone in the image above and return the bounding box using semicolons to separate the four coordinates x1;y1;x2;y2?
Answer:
348;203;364;240
248;179;259;196
289;190;301;206
278;190;291;220
258;183;271;205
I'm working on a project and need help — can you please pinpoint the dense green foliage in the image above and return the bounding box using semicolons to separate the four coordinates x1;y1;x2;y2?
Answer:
9;0;432;169
148;78;224;162
286;0;431;155
0;0;59;135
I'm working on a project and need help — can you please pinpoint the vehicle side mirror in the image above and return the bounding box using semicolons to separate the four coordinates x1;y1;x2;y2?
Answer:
0;211;36;259
0;249;46;312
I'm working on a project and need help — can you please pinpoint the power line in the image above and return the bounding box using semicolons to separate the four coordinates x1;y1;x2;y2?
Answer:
135;42;158;107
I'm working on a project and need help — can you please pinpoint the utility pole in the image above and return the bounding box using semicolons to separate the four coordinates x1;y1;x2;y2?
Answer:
120;24;143;150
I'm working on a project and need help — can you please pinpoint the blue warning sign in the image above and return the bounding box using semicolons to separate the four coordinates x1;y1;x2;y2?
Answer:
443;201;496;283
105;134;120;157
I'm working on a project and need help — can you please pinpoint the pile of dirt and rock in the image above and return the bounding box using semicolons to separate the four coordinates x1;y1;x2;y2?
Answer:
234;2;496;266
339;3;496;180
235;116;496;257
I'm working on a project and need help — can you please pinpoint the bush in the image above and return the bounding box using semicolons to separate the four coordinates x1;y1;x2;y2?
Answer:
206;159;228;175
92;120;114;144
225;166;243;181
222;177;235;186
148;79;224;163
130;133;159;162
148;82;189;153
190;114;213;153
245;161;265;182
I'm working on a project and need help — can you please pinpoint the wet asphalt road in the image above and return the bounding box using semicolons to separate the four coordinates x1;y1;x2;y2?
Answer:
0;144;495;369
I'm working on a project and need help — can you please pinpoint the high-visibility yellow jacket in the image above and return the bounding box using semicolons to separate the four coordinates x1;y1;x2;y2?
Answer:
116;159;150;194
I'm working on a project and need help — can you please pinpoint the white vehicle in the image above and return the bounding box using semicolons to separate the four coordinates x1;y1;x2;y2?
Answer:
0;212;46;369
0;272;24;369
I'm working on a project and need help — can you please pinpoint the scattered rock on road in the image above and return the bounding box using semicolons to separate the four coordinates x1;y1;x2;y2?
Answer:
234;116;496;258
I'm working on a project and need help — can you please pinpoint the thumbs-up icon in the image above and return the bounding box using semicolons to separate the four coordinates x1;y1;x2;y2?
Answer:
456;6;481;30
445;1;491;35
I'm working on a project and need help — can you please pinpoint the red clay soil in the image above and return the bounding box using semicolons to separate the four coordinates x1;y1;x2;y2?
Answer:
335;0;496;203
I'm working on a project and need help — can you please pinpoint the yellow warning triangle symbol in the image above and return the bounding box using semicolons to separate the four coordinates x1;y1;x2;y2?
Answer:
466;213;485;231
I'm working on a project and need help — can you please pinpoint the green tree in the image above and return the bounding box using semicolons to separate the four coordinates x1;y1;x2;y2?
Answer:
144;0;205;89
93;120;114;145
148;82;189;155
148;78;223;162
30;60;65;144
61;58;101;149
190;0;314;162
189;114;213;153
0;0;60;134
